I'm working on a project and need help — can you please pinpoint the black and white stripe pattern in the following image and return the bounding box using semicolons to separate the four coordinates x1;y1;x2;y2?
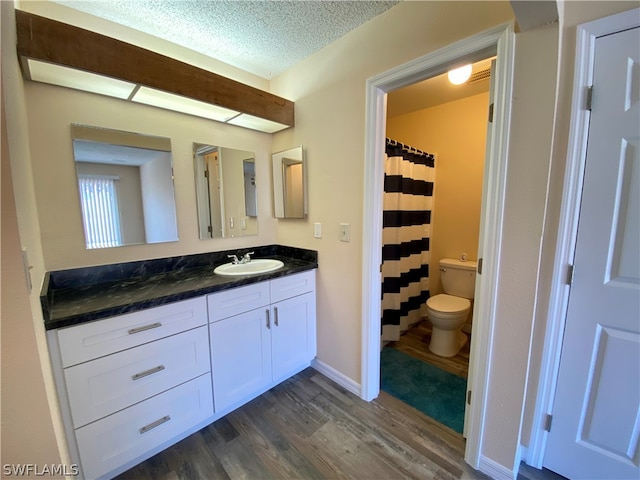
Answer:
382;139;435;342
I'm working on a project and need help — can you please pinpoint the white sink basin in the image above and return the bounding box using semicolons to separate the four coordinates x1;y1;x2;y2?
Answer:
214;259;284;276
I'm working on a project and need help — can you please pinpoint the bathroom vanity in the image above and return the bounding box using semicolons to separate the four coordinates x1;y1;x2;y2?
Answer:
41;246;317;480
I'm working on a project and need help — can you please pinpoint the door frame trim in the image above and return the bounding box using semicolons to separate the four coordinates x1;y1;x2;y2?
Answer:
360;22;515;470
526;7;640;468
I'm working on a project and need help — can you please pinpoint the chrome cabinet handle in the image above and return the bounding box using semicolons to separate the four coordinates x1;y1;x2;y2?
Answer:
131;365;165;381
266;309;270;329
274;307;279;327
139;415;171;434
128;322;162;335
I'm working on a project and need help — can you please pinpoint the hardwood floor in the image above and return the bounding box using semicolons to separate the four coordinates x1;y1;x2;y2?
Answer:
385;319;470;378
116;367;564;480
383;319;565;480
117;368;488;480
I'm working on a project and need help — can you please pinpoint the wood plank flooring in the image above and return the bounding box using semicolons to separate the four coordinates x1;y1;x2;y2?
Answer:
116;320;564;480
385;319;470;378
117;368;489;480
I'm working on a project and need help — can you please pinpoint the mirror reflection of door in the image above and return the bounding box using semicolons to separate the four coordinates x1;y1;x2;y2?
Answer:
272;146;306;219
193;143;258;239
282;158;304;218
194;145;224;238
206;150;224;238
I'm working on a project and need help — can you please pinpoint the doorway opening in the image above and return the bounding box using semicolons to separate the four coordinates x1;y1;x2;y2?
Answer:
361;23;515;469
380;55;494;436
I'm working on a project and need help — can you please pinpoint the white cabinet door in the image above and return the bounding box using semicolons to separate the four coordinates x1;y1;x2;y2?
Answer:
271;292;316;383
209;308;271;413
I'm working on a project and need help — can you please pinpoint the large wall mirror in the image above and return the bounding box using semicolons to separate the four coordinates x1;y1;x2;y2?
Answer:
71;124;179;249
193;143;258;238
272;145;306;219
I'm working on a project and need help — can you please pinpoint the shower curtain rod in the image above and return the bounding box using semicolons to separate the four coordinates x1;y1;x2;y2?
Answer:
385;138;431;157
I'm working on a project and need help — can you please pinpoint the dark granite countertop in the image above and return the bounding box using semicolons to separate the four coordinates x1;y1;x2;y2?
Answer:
41;245;317;330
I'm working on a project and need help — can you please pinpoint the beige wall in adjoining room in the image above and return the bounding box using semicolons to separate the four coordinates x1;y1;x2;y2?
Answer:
387;92;489;298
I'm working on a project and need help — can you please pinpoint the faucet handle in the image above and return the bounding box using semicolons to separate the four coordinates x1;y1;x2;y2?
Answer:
242;251;255;263
227;254;240;264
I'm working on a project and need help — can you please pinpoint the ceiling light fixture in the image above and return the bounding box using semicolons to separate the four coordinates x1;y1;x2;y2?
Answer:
448;64;472;85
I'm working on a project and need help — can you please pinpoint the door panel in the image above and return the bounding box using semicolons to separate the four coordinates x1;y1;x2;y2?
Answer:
544;25;640;479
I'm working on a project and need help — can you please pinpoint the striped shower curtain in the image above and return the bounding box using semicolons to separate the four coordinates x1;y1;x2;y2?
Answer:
381;138;435;342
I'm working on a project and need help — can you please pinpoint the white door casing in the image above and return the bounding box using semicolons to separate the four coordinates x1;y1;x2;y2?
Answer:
543;22;640;479
362;22;515;474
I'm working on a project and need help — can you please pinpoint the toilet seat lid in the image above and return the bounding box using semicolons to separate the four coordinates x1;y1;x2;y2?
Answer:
426;294;470;313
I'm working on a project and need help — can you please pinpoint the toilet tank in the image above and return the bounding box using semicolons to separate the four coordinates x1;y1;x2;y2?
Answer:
439;258;477;299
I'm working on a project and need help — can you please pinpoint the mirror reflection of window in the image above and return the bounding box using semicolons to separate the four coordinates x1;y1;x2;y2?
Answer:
71;124;179;249
77;174;123;249
193;143;258;239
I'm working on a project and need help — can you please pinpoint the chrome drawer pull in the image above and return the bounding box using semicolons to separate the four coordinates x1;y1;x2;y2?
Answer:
139;415;171;434
274;307;279;327
128;322;162;335
131;365;165;381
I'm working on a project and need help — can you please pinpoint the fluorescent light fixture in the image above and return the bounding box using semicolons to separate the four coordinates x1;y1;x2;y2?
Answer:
448;64;472;85
132;86;239;122
25;60;290;133
227;113;289;133
27;59;136;99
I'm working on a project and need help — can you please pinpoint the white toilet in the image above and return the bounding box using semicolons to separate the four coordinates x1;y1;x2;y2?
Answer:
426;258;477;357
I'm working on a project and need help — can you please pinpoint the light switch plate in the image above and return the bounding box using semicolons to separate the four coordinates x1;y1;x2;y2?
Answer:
339;223;350;242
314;222;322;238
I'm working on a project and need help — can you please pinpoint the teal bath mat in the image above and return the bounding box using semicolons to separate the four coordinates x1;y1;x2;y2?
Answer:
380;347;466;433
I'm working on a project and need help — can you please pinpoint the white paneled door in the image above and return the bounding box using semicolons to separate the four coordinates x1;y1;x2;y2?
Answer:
544;24;640;479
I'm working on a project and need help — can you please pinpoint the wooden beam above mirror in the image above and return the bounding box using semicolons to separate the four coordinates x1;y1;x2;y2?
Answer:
15;10;294;132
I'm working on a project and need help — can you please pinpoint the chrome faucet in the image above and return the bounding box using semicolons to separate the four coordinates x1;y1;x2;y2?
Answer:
240;251;254;264
227;254;240;265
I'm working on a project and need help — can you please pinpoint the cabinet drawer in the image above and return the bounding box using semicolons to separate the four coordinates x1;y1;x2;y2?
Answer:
270;270;316;304
207;281;270;323
57;297;207;367
64;326;210;428
75;373;213;480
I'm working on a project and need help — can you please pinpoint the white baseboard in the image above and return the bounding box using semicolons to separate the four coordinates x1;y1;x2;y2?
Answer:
478;455;517;480
311;358;361;397
519;445;529;466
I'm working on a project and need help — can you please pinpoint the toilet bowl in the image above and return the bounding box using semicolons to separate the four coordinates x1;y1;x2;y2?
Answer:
426;294;470;357
426;258;477;357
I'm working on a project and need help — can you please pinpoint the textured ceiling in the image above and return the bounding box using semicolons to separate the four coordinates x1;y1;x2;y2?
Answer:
54;0;400;79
